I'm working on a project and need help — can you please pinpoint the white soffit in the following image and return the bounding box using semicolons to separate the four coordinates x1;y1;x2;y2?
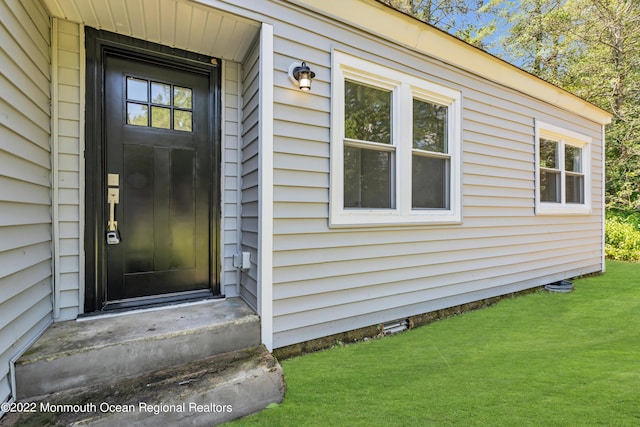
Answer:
42;0;261;62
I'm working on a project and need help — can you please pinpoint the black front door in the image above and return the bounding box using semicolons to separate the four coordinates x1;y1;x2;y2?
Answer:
85;30;220;310
105;55;213;302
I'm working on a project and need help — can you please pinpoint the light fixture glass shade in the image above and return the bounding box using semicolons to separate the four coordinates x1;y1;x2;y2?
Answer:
298;73;312;90
293;62;315;91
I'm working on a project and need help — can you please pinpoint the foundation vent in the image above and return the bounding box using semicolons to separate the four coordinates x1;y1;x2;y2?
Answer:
383;318;408;335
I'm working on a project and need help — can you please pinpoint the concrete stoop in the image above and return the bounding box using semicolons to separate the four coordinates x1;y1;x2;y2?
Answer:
2;298;284;426
1;346;284;426
15;298;261;399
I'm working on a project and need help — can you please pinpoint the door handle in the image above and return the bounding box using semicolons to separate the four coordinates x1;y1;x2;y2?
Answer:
107;187;119;230
106;174;121;244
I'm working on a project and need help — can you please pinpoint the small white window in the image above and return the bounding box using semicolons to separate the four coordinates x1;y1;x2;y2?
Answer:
330;51;462;227
535;120;591;215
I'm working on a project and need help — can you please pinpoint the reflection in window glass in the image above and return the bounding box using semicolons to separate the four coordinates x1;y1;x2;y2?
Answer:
413;99;447;153
540;139;558;169
174;87;192;109
565;145;582;173
151;106;171;129
174;110;192;132
344;80;391;144
127;103;148;126
127;78;148;102
151;82;171;105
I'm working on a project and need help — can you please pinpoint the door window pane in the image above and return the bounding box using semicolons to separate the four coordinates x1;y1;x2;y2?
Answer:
127;78;148;102
151;82;171;105
413;99;447;153
127;103;148;126
174;110;193;132
344;80;391;144
344;146;392;208
540;169;561;202
151;106;171;129
125;76;193;132
412;155;449;209
174;87;192;109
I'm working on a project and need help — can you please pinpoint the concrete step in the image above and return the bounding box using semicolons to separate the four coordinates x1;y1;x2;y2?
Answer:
1;345;284;426
15;298;260;400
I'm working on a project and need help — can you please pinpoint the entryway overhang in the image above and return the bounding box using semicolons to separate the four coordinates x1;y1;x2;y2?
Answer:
41;0;261;62
41;0;276;350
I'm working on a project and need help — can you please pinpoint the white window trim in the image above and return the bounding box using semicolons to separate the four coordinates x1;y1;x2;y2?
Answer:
330;50;462;227
535;120;592;215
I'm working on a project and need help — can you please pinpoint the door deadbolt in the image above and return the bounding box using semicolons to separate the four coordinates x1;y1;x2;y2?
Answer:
106;230;121;245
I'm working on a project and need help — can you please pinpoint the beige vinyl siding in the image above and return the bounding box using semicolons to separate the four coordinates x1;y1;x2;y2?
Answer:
239;39;260;310
53;18;83;319
11;0;605;354
221;59;242;297
265;3;605;348
0;0;52;405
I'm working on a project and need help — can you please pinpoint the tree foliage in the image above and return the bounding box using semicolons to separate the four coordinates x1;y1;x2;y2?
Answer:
486;0;640;211
378;0;492;47
380;0;640;212
570;1;640;211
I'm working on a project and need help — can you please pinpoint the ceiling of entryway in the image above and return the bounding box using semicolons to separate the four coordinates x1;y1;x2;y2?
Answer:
42;0;261;62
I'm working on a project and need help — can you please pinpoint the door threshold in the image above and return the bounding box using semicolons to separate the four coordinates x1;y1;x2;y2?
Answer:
78;292;225;322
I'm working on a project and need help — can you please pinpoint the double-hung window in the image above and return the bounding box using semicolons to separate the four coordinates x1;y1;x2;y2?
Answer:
535;120;591;215
331;51;462;226
343;79;395;209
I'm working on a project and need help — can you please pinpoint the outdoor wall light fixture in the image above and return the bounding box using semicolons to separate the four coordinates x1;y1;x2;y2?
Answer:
289;61;316;91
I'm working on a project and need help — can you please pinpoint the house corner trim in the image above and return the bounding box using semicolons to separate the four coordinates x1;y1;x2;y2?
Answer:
258;22;274;351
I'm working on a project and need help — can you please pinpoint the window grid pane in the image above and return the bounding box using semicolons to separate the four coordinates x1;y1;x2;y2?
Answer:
540;169;561;202
151;106;171;129
127;103;148;126
174;86;193;109
566;173;585;204
413;99;447;154
412;153;449;209
344;80;392;145
127;78;148;102
174;110;193;132
344;145;392;209
151;82;171;105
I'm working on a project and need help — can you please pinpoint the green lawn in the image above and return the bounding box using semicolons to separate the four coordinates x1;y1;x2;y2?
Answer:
230;261;640;426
